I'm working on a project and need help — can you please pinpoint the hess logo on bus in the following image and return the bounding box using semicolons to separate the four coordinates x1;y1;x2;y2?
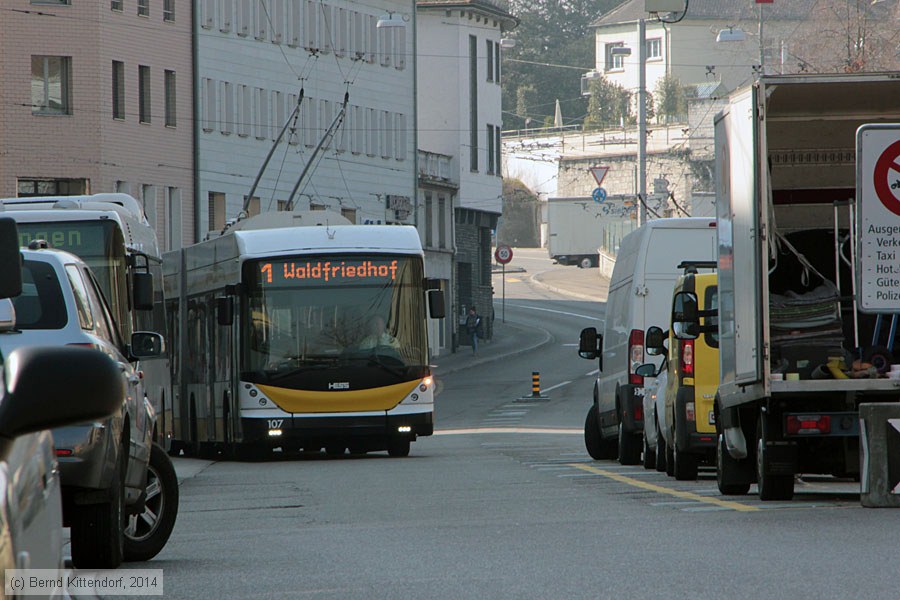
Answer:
328;382;350;390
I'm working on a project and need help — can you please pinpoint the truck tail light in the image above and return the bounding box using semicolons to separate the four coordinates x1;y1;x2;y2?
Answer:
681;339;694;377
629;329;644;385
786;415;831;435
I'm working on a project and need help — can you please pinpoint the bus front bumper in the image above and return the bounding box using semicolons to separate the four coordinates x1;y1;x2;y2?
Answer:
240;411;434;447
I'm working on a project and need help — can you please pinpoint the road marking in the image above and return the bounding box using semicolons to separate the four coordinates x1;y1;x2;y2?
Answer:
585;369;599;376
562;343;578;347
541;380;572;393
506;303;603;321
434;427;581;436
569;463;760;512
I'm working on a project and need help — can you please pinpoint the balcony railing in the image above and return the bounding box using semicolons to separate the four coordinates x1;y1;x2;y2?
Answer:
418;150;456;184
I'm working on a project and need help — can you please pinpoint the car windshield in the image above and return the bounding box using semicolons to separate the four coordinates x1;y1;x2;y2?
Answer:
12;260;67;330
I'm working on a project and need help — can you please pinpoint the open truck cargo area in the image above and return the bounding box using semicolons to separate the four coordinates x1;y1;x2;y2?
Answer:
713;73;900;501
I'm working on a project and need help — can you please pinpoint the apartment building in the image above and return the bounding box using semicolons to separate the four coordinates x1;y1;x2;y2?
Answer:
0;0;194;250
196;0;417;238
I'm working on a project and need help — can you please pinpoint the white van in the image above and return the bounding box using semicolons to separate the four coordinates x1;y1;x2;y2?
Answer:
579;218;717;464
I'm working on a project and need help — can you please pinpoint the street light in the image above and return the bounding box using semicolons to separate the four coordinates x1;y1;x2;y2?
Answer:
716;2;766;72
611;22;648;225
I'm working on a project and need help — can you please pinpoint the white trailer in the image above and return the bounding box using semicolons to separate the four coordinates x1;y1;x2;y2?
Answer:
707;73;900;500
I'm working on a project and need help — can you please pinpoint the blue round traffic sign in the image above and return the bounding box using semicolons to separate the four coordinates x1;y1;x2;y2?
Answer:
592;187;607;203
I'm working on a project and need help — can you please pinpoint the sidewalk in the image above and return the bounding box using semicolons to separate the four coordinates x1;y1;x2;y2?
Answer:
431;318;552;377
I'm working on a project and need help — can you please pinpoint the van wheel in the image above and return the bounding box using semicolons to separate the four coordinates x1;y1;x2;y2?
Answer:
673;445;699;480
665;441;675;477
578;257;594;269
655;422;667;472
124;443;179;562
70;445;125;569
584;406;616;459
716;433;751;495
617;422;641;465
642;433;656;469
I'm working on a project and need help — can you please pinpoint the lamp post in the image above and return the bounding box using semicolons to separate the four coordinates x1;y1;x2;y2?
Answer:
610;18;648;226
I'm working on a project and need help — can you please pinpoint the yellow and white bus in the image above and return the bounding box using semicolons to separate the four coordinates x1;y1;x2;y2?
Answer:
163;212;444;459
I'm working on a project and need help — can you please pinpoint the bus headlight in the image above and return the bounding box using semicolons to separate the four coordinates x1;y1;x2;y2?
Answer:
397;426;412;433
268;429;283;436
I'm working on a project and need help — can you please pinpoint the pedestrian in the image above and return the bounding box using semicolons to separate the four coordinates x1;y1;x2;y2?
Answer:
465;306;482;355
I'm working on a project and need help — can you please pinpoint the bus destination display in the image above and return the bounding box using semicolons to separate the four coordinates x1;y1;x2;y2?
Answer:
259;258;399;286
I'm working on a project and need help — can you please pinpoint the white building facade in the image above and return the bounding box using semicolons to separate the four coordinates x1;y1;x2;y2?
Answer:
416;0;516;349
195;0;418;240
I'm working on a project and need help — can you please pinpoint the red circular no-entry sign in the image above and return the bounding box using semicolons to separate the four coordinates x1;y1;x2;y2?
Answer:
873;139;900;216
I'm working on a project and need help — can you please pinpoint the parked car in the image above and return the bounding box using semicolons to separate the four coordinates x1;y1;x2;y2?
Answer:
0;217;124;592
645;266;720;481
579;218;718;464
0;242;178;568
639;364;668;473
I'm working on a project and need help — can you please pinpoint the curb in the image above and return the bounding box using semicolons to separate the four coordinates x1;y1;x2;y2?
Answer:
433;320;553;377
528;272;603;302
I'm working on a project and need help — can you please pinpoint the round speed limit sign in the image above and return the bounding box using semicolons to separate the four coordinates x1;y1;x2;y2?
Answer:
495;244;513;265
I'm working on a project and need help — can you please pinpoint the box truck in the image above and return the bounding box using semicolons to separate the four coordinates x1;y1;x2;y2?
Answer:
546;196;635;268
701;73;900;500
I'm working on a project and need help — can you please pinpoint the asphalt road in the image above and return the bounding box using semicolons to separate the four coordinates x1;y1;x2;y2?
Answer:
113;249;900;600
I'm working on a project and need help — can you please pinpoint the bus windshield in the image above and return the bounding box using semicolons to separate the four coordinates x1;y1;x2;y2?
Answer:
17;220;129;333
241;255;428;376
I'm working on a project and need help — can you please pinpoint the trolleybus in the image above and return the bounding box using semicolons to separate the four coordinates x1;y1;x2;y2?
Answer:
0;193;172;447
163;211;445;459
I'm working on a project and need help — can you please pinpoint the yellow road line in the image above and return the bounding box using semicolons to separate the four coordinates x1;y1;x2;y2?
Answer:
569;463;760;512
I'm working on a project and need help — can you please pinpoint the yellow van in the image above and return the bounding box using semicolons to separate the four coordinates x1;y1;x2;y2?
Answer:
646;264;718;480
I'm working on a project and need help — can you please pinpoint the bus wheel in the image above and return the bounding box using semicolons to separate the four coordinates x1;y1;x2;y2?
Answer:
124;443;179;562
387;438;410;457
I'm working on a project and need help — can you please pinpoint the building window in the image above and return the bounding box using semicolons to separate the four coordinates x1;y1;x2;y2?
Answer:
208;192;226;232
32;0;69;4
646;37;662;60
424;191;433;247
222;82;234;134
138;65;151;123
277;199;288;211
137;0;148;17
115;180;131;195
605;42;625;70
164;0;175;21
111;0;122;10
112;61;125;120
244;196;260;216
31;56;71;115
486;125;495;175
495;125;501;175
164;70;176;127
394;26;406;70
438;195;447;248
486;40;493;82
469;35;478;172
494;42;501;84
17;178;87;197
394;113;406;161
142;185;157;232
166;188;181;250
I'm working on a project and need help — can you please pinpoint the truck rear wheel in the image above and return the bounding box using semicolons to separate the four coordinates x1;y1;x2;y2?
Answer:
716;433;751;495
756;415;794;501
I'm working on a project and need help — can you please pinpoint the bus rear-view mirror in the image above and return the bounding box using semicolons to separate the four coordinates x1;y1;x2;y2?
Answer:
217;296;234;326
133;272;154;311
428;290;446;319
645;326;666;355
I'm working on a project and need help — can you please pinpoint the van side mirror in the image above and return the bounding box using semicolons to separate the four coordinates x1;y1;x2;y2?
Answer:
672;291;700;339
428;290;446;319
579;327;603;369
645;326;666;355
635;363;658;377
0;218;22;299
217;296;234;326
132;272;154;311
